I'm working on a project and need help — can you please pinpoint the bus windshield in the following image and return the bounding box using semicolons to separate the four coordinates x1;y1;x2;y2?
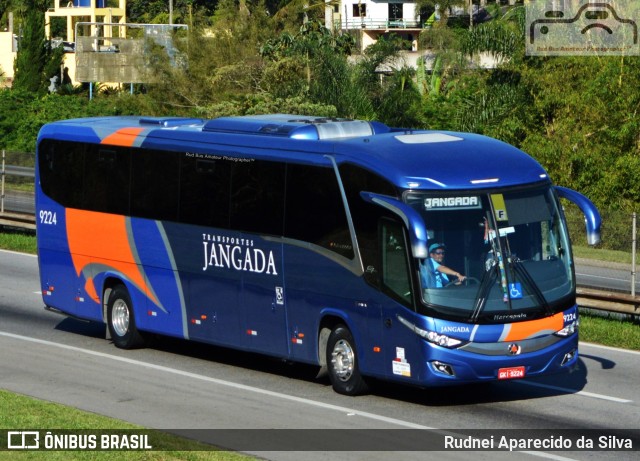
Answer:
405;186;574;322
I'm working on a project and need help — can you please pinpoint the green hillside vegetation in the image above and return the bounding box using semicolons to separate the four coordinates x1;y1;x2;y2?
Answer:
1;2;639;250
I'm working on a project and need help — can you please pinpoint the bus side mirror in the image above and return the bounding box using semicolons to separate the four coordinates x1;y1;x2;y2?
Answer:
555;186;601;246
360;192;429;258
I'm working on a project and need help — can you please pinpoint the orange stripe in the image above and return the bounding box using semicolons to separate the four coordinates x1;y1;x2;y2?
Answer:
101;127;145;147
66;209;158;305
503;312;564;341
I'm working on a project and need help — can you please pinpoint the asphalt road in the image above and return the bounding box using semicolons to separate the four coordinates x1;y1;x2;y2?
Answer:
0;250;639;460
575;259;639;293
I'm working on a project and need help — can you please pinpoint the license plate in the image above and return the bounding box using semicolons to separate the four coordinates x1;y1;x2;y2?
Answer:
498;366;525;380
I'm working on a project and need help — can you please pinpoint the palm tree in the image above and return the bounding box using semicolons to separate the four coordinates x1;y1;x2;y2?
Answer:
455;5;530;141
414;0;468;26
462;3;526;62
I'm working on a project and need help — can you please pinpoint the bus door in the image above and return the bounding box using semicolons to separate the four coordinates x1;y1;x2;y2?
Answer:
378;218;423;382
358;192;431;380
241;239;289;356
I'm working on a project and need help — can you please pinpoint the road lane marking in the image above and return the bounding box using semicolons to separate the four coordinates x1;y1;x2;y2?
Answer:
516;381;632;403
575;272;628;282
580;341;640;356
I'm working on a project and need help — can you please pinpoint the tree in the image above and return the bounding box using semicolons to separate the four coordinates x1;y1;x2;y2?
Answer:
415;0;467;26
0;0;13;25
127;0;218;25
434;5;531;143
377;66;423;127
461;4;525;63
13;8;45;92
12;4;63;94
259;19;362;115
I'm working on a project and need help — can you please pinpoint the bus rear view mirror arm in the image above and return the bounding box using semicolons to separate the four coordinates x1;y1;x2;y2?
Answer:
360;192;429;259
555;186;602;246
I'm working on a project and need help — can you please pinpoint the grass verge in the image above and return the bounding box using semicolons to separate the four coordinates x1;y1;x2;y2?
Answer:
579;312;640;351
0;227;36;254
0;390;249;460
572;245;633;265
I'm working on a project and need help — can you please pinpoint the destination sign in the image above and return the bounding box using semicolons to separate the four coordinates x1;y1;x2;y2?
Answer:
424;196;482;210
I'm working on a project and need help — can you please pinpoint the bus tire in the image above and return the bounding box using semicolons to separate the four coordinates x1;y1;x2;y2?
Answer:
326;324;369;395
107;285;145;349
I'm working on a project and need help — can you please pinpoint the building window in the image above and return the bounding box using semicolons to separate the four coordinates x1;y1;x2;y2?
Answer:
352;4;366;17
389;3;403;21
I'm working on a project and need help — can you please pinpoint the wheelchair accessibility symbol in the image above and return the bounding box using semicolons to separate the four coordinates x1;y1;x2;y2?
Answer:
509;283;523;300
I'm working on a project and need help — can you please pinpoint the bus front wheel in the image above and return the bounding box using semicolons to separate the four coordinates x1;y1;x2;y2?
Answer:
326;324;368;395
107;285;145;349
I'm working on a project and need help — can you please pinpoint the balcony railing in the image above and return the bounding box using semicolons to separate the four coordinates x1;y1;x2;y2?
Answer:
337;18;422;30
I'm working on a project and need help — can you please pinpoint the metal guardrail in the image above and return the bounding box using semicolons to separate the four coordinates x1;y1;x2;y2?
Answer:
577;288;640;316
2;150;35;215
3;165;35;178
1;152;36;216
0;211;35;230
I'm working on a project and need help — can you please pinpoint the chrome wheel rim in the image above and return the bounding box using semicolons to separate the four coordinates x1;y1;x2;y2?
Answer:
112;299;130;337
331;339;354;382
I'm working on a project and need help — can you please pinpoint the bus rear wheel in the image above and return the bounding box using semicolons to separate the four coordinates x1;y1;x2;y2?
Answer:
107;285;145;349
326;324;368;395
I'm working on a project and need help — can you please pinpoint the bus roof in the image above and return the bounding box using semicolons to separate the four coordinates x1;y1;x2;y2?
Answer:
38;115;549;190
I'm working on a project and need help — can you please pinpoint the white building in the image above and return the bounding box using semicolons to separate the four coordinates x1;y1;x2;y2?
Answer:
326;0;423;51
326;0;521;51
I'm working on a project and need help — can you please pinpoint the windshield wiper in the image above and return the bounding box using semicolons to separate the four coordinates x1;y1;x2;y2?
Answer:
469;262;498;322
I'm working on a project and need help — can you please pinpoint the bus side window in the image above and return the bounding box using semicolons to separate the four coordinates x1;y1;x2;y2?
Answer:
131;149;179;221
338;163;399;282
380;219;412;306
230;159;285;236
284;164;354;259
179;156;231;228
84;146;130;215
38;140;84;208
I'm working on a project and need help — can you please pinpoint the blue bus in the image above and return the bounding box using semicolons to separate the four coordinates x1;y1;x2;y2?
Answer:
36;114;601;395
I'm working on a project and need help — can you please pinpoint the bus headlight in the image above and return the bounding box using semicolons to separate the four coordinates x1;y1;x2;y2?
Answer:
426;330;464;348
397;315;465;348
555;320;578;337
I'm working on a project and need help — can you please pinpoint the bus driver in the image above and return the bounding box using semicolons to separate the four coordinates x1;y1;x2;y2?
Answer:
421;243;466;288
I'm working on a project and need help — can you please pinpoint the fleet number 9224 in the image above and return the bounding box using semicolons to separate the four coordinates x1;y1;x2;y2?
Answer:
39;210;57;225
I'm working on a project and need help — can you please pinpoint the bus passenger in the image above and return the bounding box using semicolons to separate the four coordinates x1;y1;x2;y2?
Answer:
421;243;466;288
